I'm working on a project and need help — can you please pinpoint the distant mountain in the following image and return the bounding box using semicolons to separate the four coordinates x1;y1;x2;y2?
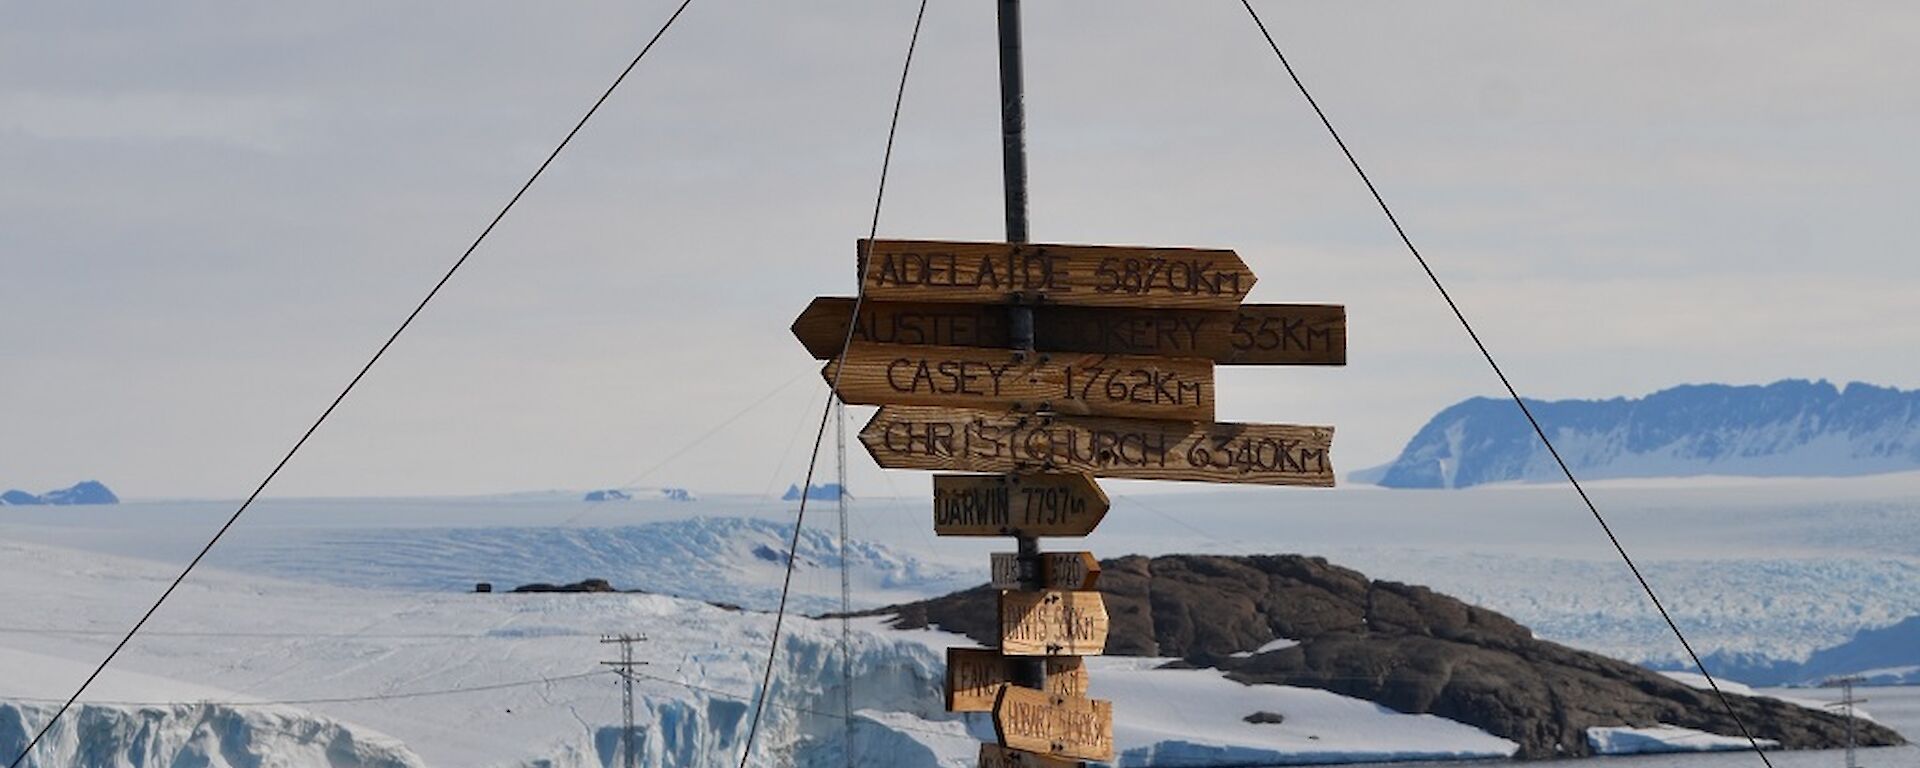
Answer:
0;480;118;505
783;483;847;501
1358;380;1920;488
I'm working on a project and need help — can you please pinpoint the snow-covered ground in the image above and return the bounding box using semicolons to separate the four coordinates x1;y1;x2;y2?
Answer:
4;472;1920;764
0;536;1516;766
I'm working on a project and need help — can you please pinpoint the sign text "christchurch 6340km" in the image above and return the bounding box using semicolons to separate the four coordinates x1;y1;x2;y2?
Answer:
858;239;1255;310
865;406;1335;486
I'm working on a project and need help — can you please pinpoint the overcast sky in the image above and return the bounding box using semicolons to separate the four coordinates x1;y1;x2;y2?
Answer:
3;1;1917;500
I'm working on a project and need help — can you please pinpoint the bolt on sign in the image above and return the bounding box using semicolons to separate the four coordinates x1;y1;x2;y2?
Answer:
947;648;1088;712
933;473;1108;537
990;552;1099;591
858;239;1255;310
864;406;1335;487
792;297;1346;366
978;743;1083;768
824;342;1215;421
992;686;1115;762
1000;590;1109;657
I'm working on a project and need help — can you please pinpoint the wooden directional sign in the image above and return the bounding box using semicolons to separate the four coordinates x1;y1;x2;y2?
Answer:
858;239;1254;310
793;297;1346;366
947;648;1088;712
933;473;1109;537
991;552;1100;591
992;686;1114;762
826;343;1213;421
978;743;1083;768
1001;590;1109;656
866;406;1335;487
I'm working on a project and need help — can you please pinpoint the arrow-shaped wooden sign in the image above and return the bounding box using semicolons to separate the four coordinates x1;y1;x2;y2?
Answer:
858;239;1255;310
826;343;1213;421
992;686;1114;762
947;648;1088;712
792;297;1346;366
1000;590;1108;657
991;552;1100;591
932;473;1109;537
864;406;1335;487
978;743;1083;768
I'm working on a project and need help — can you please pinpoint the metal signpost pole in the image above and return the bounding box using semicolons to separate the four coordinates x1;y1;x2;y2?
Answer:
996;0;1047;695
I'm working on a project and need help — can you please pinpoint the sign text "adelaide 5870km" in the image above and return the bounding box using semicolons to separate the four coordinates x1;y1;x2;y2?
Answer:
859;239;1255;310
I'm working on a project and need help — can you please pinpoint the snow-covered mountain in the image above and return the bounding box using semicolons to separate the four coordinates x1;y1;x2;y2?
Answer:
1359;380;1920;488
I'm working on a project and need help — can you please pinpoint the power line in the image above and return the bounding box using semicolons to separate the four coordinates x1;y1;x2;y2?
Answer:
735;2;931;765
3;4;700;766
1231;3;1775;766
613;369;811;491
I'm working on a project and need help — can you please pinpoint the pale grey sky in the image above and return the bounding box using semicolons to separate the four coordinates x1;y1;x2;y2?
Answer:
3;1;1917;499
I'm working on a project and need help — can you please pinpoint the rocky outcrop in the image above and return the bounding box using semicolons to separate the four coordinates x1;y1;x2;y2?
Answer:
511;578;620;593
876;554;1905;759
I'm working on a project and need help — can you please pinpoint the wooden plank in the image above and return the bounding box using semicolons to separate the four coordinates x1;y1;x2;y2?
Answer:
978;743;1083;768
946;648;1087;712
857;239;1255;310
792;297;1346;366
932;473;1109;537
992;686;1114;762
1000;590;1109;657
825;342;1214;421
864;406;1336;487
990;552;1100;591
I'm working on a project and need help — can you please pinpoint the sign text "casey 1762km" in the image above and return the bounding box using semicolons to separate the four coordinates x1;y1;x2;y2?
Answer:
826;343;1214;421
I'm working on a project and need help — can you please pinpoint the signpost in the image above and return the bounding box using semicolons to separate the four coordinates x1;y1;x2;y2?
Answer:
991;552;1098;591
947;648;1087;712
1000;590;1109;656
865;406;1335;486
992;686;1115;762
793;297;1346;366
825;342;1215;421
786;8;1347;764
932;473;1108;537
859;239;1255;310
